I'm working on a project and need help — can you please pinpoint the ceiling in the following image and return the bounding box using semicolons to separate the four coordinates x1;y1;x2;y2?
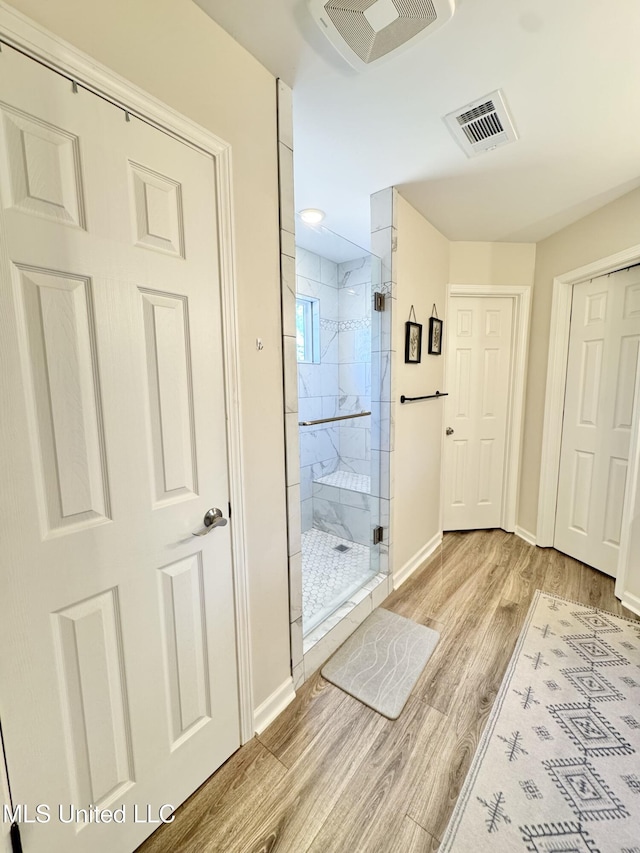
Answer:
194;0;640;250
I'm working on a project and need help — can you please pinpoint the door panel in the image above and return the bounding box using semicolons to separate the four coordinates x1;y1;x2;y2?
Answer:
16;268;110;532
478;438;494;504
454;348;471;416
555;269;640;576
569;450;594;532
0;45;240;853
52;589;134;808
443;296;514;530
481;349;499;416
0;102;86;228
158;554;211;746
603;457;628;546
614;335;640;428
130;162;185;257
140;289;198;504
578;338;604;425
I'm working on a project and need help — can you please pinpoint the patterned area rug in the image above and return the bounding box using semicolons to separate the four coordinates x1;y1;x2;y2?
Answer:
440;590;640;853
321;608;439;719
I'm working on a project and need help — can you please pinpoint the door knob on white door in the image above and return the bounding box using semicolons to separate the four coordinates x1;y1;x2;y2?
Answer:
192;507;228;536
446;427;454;435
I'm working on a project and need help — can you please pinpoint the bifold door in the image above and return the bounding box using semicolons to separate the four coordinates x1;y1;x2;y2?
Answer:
555;269;640;577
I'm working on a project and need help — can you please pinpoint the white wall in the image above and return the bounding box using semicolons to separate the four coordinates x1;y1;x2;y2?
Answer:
0;733;10;853
386;214;536;579
450;242;536;287
393;195;450;576
6;0;291;709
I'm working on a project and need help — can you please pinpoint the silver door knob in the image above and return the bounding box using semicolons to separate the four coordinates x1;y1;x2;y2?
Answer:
192;507;228;536
446;427;454;435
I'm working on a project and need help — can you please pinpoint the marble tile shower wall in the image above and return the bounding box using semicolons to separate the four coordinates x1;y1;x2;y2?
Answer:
296;249;372;540
297;248;339;532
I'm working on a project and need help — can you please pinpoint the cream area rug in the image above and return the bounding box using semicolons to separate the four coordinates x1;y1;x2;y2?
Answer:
440;590;640;852
321;608;440;719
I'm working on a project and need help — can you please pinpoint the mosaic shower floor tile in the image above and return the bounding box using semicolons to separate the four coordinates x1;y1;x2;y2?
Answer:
302;527;373;635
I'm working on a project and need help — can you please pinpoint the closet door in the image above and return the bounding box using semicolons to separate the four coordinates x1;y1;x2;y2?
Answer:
555;268;640;576
0;44;240;853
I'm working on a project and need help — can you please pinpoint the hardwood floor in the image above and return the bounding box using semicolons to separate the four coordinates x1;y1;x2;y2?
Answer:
137;530;638;853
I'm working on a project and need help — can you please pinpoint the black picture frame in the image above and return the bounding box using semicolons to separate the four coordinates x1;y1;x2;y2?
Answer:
428;317;443;355
404;321;422;363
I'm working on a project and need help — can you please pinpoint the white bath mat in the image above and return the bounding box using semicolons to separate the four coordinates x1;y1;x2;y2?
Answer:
321;607;440;719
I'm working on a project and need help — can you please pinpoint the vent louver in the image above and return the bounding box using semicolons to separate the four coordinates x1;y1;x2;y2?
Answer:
309;0;455;70
444;91;517;157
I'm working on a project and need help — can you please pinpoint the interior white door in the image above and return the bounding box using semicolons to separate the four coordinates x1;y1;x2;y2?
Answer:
555;268;640;577
443;296;514;530
0;45;240;853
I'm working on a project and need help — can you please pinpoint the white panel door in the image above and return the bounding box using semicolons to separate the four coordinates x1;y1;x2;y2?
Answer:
555;269;640;576
0;45;240;853
443;296;514;530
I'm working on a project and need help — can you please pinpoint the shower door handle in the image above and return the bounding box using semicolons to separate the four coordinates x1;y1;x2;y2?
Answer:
192;507;228;536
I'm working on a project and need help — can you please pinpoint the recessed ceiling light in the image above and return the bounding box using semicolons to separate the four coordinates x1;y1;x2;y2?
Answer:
299;208;325;224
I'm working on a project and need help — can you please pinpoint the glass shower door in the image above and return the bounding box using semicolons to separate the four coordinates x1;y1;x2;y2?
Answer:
295;223;383;637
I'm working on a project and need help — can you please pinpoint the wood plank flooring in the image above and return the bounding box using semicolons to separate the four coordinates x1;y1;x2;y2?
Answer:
137;530;638;853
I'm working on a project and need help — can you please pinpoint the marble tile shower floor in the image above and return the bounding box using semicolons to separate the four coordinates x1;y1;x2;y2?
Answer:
302;527;373;637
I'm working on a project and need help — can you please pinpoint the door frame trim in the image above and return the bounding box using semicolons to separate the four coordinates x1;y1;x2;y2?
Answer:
0;1;255;743
447;284;532;532
536;245;640;564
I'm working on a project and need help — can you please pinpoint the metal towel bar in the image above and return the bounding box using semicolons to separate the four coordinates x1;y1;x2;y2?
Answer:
298;411;371;426
400;392;448;403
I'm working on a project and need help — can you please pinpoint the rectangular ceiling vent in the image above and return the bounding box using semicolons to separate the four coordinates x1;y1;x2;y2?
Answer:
444;90;518;157
309;0;456;71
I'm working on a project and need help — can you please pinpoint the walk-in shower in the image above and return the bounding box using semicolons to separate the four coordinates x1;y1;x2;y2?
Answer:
295;222;383;637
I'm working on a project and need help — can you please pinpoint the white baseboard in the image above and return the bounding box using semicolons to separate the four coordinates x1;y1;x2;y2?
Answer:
253;676;296;735
393;532;442;590
515;526;537;546
619;590;640;619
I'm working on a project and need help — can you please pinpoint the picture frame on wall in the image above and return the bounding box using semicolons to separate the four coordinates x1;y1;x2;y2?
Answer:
428;316;443;355
404;321;422;363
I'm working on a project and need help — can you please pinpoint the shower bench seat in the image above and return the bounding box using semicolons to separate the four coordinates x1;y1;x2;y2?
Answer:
313;470;370;494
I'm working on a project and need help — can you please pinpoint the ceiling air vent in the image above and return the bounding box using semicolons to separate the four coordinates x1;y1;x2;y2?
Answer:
309;0;456;71
444;90;518;157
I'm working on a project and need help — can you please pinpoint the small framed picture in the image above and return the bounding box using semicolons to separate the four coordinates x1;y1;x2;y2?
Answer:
428;317;443;355
404;321;422;363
